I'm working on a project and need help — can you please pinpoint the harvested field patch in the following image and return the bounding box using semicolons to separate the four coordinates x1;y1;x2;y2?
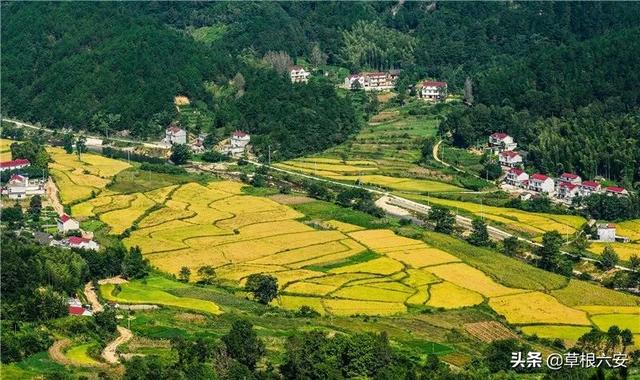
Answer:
489;292;591;325
463;321;518;342
268;194;315;205
426;282;484;309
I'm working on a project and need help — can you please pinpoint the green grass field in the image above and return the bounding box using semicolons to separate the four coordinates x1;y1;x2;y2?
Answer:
65;342;101;366
100;275;222;315
292;200;397;230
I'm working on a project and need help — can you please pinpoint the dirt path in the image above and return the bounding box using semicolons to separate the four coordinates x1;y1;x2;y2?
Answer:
102;326;133;364
84;282;103;313
48;339;72;365
46;177;64;215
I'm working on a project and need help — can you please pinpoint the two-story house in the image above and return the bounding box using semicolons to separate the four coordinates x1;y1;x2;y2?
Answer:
528;173;554;194
499;150;522;167
165;124;187;145
420;81;448;102
505;168;529;187
2;174;45;199
488;133;517;154
57;214;80;233
579;181;601;197
557;182;580;200
344;72;395;91
289;65;310;83
558;172;582;185
605;186;629;198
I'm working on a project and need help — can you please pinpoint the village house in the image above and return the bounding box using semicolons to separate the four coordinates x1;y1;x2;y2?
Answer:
557;181;580;200
57;214;80;233
528;173;554;194
1;174;45;199
580;181;601;197
596;223;616;242
344;72;395;91
33;231;54;246
420;81;448;102
498;150;522;167
191;137;205;154
0;158;30;172
605;186;629;198
164;124;187;145
505;168;529;187
488;133;517;154
289;65;310;83
223;130;251;156
68;298;93;317
558;172;582;185
66;236;100;251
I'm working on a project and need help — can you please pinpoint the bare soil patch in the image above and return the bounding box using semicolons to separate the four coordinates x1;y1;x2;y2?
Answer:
463;321;518;342
268;194;314;205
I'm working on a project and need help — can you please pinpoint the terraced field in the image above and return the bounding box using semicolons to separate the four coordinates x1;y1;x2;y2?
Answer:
588;219;640;261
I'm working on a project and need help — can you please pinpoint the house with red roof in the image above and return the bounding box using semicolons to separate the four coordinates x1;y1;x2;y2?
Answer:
420;81;448;102
557;181;580;200
558;172;582;185
505;168;529;187
289;65;310;83
2;174;45;199
68;298;93;316
0;158;30;172
57;214;80;233
498;150;522;167
579;181;601;197
488;133;517;153
66;236;99;251
164;123;186;145
224;130;251;156
605;186;629;198
528;173;554;194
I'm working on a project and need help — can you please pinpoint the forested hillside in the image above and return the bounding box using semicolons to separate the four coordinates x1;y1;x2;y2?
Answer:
2;2;640;168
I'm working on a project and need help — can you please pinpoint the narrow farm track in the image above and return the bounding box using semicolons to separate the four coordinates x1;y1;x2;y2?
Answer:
45;177;64;215
48;339;72;365
102;326;133;364
84;282;103;313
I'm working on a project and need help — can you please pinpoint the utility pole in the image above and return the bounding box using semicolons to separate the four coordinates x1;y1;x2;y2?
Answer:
268;145;271;166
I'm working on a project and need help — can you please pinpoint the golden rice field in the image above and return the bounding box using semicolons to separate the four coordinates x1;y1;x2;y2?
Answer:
404;195;585;237
616;220;640;241
520;325;593;341
589;242;639;261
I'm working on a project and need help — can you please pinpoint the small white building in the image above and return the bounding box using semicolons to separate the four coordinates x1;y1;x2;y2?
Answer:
488;133;517;154
224;131;251;156
557;181;580;200
420;81;448;102
0;159;30;172
165;124;187;145
596;224;616;242
67;236;99;251
505;168;529;187
499;151;522;167
289;65;310;83
57;214;80;233
2;174;45;199
529;173;554;194
580;181;601;197
605;186;629;198
558;172;582;185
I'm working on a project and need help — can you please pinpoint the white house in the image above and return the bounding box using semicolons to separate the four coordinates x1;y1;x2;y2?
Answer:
57;214;80;233
557;181;580;200
68;298;93;316
596;224;616;242
488;133;517;154
420;81;448;102
529;173;554;194
499;151;522;167
2;174;46;199
67;236;100;251
289;65;310;83
580;181;601;197
505;168;529;187
165;124;187;145
605;186;629;198
224;130;251;156
0;159;30;172
191;138;205;154
344;72;394;91
558;172;582;185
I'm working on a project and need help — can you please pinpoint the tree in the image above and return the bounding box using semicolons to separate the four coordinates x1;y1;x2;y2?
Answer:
629;254;640;271
94;308;118;336
464;77;474;105
221;319;266;370
170;144;191;165
468;218;490;246
10;141;49;169
28;195;42;220
245;273;278;304
481;161;502;180
197;266;216;285
121;246;149;279
62;133;74;154
178;266;191;282
572;233;591;255
428;206;455;234
2;202;24;227
310;43;327;68
483;339;531;373
600;245;619;270
538;231;572;276
503;236;520;256
262;51;293;74
25;287;67;321
621;329;634;353
75;136;86;160
420;136;437;162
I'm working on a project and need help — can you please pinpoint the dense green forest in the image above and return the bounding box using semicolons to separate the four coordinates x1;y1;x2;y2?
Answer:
3;2;640;171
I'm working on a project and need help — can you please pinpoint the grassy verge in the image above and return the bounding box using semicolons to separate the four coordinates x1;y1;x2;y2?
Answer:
292;200;397;230
304;250;381;272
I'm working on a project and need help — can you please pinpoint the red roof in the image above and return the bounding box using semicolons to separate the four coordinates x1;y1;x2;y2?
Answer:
560;172;580;180
581;181;600;189
0;159;30;168
68;305;86;315
508;168;524;175
68;236;91;245
366;72;386;77
166;126;183;134
490;132;509;140
59;214;72;223
232;130;248;138
606;186;626;193
9;174;25;181
559;182;578;190
531;173;549;181
500;150;520;158
422;81;447;87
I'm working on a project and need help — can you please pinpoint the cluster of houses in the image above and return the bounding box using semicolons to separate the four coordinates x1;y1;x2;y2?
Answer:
34;214;100;251
1;173;45;199
163;123;251;157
